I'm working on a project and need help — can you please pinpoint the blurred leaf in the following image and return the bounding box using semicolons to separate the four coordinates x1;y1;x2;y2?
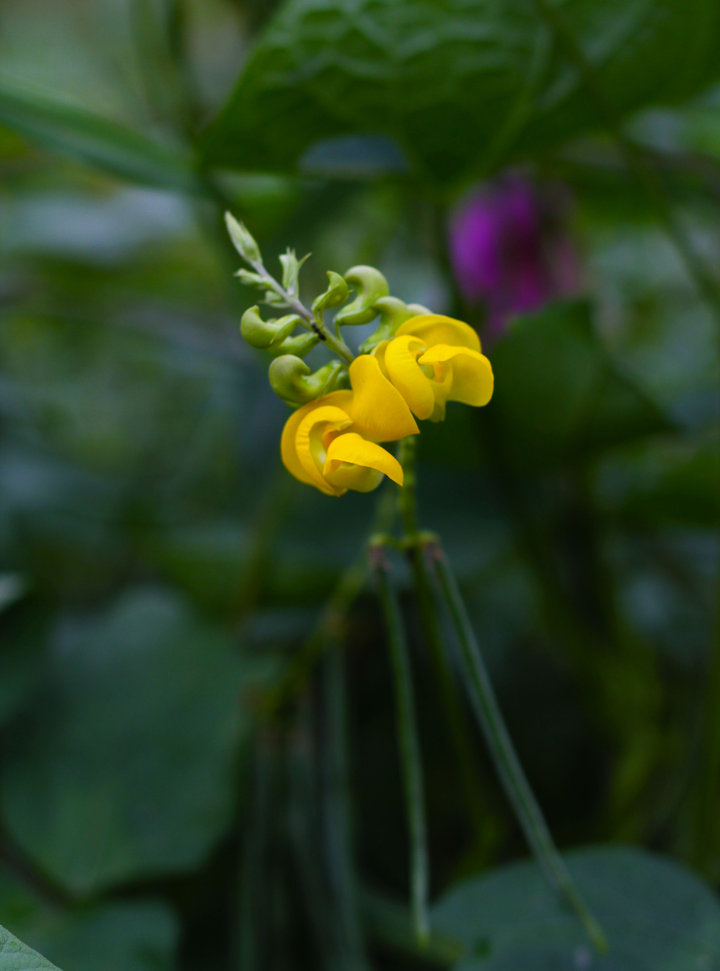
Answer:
0;923;59;971
202;0;720;181
488;301;674;467
141;523;250;613
432;846;720;968
23;903;176;971
0;79;198;192
599;434;720;527
0;597;47;727
0;577;26;615
0;588;261;895
0;871;177;971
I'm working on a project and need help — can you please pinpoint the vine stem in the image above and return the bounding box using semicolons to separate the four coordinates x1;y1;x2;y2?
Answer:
247;257;355;364
397;435;491;843
323;648;369;968
262;487;396;719
371;540;430;948
428;540;608;953
397;435;607;953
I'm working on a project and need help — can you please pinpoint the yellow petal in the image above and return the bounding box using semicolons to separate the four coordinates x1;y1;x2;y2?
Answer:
280;391;352;494
347;354;419;441
383;335;435;420
296;404;353;493
418;345;494;407
397;314;481;352
324;432;404;492
329;466;383;493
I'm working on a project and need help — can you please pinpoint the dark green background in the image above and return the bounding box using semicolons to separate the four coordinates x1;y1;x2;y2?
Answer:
0;0;719;968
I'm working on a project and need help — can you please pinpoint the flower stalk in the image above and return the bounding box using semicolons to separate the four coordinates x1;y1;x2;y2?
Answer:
398;437;490;842
245;255;356;365
323;648;369;968
427;538;608;954
371;539;430;948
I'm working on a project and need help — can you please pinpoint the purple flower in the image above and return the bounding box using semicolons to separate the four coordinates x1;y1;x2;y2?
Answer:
449;176;581;337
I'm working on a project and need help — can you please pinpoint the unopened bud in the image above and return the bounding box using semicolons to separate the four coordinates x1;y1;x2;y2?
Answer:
225;212;262;264
269;356;346;406
240;306;300;349
334;265;389;326
359;296;414;352
312;271;350;321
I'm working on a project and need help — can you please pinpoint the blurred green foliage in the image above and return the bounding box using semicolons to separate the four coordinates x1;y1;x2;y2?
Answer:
0;0;719;968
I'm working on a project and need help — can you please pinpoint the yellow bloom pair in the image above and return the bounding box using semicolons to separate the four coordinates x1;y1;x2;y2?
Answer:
281;315;494;496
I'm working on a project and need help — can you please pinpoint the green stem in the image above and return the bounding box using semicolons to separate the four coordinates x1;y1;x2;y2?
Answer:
236;736;272;969
248;257;355;364
428;540;608;954
323;648;369;968
359;887;464;966
286;699;338;966
371;541;430;947
263;487;396;719
398;435;493;847
398;436;420;539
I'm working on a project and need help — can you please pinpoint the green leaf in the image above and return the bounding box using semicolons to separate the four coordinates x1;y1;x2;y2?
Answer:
600;434;720;528
487;301;674;467
0;79;198;192
24;904;176;971
201;0;720;181
0;588;261;895
0;924;59;971
0;869;177;971
0;597;47;727
432;846;720;968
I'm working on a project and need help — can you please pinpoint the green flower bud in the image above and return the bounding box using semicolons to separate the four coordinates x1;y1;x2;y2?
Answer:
269;356;346;406
334;265;389;326
266;331;319;358
358;296;414;352
406;302;432;315
225;212;262;264
240;306;301;349
235;269;269;288
312;271;350;321
279;249;310;297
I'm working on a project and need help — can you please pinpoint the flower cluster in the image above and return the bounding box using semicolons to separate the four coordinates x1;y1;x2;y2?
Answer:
282;316;493;495
226;214;494;497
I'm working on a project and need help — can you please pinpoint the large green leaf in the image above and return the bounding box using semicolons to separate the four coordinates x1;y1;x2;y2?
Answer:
0;925;59;971
432;846;720;968
0;80;197;192
0;588;258;895
0;870;176;971
22;904;176;971
201;0;720;181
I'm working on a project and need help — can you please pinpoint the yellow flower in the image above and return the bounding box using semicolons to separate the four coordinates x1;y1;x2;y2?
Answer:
374;315;493;421
281;390;405;496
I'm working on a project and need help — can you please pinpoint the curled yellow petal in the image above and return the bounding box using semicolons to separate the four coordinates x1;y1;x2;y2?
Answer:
295;404;353;493
280;391;353;494
383;335;436;420
397;314;481;352
347;354;419;440
324;432;403;493
418;345;494;407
